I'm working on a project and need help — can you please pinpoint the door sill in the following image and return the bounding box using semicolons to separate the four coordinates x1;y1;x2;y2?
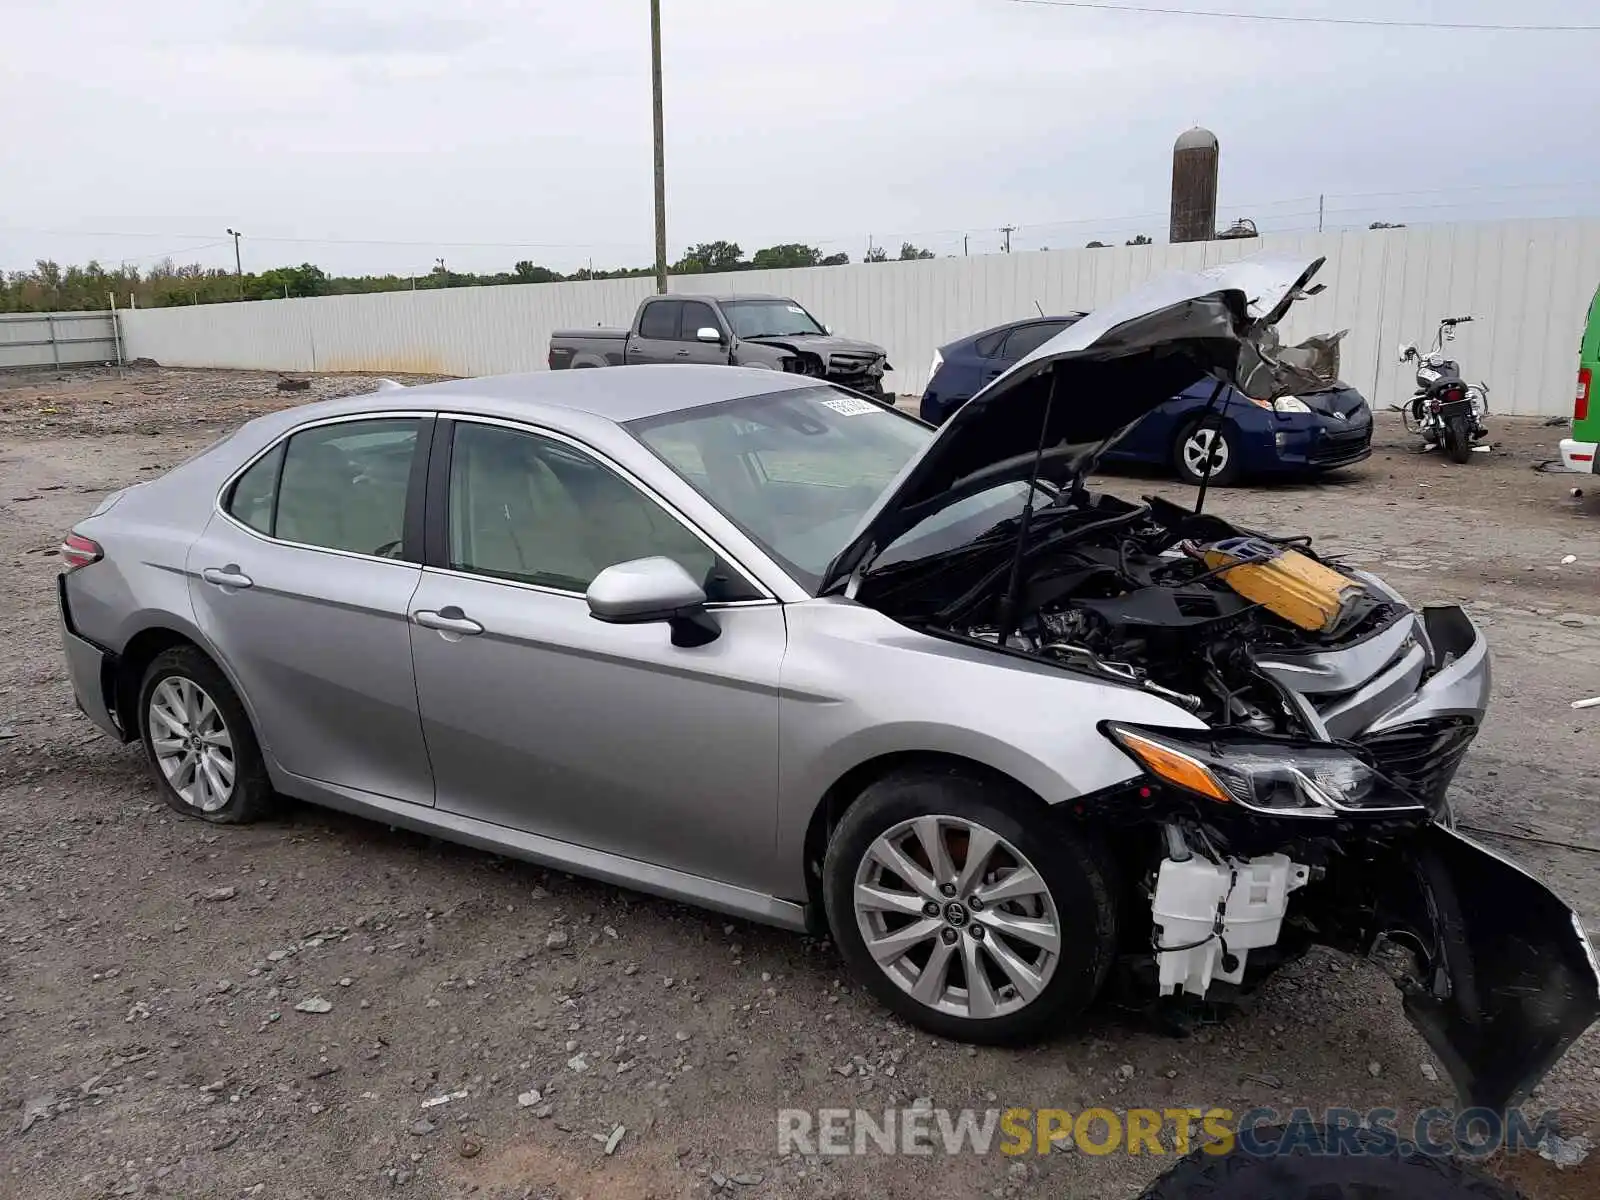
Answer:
274;770;809;932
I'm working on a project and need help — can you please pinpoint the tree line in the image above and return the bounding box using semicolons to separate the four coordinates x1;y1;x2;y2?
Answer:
0;239;940;313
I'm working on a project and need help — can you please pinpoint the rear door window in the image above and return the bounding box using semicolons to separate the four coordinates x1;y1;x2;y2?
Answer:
638;301;680;340
270;418;421;557
999;321;1072;362
225;442;284;535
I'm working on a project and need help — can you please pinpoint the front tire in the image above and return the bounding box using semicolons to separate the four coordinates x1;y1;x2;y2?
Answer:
1174;419;1242;486
138;646;273;824
822;768;1115;1044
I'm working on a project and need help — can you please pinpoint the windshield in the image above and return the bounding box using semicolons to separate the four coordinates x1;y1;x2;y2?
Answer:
629;386;1046;593
723;300;827;339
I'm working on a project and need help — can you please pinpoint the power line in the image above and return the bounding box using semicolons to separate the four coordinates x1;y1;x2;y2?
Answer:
123;239;231;264
1003;0;1600;32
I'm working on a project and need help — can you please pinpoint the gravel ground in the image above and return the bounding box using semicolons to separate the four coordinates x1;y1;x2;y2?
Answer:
2;366;1598;1200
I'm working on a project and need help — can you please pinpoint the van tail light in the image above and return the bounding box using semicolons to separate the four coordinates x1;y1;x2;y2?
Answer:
1579;367;1592;422
61;532;103;571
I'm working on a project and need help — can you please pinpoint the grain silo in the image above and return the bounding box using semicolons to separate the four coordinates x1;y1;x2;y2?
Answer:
1170;127;1219;244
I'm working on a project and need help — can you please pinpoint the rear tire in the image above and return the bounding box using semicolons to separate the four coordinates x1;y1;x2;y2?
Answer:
138;646;274;824
1139;1125;1524;1200
1174;419;1242;487
822;767;1115;1044
1444;417;1473;463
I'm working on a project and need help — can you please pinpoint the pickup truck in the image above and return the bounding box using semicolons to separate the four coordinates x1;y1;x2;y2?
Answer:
548;293;892;398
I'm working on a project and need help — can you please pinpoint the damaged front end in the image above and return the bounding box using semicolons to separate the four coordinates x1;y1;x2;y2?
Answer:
1095;749;1600;1112
836;252;1600;1110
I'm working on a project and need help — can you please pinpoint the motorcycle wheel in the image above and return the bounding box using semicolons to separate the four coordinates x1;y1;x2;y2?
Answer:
1444;417;1473;463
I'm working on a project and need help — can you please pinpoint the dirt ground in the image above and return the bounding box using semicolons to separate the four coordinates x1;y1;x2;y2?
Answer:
2;366;1598;1200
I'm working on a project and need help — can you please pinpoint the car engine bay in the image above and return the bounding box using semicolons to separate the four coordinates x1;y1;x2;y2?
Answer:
860;489;1405;740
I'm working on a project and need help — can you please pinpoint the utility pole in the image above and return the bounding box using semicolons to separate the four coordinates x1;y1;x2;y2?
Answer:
650;0;668;295
226;228;243;298
999;225;1015;253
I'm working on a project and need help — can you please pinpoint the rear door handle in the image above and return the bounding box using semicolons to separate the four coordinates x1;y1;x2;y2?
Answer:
201;565;253;589
674;349;691;358
413;607;484;636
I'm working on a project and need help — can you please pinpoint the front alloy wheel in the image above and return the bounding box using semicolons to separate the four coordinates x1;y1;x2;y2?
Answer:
823;768;1115;1043
854;815;1061;1019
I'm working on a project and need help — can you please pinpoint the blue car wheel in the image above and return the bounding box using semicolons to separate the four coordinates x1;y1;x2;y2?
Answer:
1173;418;1242;486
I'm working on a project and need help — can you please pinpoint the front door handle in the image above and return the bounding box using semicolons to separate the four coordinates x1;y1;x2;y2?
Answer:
413;607;484;636
675;349;691;358
201;565;253;589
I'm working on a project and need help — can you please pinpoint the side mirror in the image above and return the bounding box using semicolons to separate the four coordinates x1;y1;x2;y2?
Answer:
696;326;723;343
586;557;719;646
824;324;834;335
1398;343;1416;363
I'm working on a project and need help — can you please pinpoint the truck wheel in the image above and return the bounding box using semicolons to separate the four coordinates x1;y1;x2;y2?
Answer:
821;767;1115;1044
1139;1125;1524;1200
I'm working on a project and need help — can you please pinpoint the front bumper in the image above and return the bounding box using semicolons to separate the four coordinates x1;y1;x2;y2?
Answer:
1249;413;1374;472
1256;598;1489;770
1559;437;1598;474
1366;824;1600;1111
58;576;122;740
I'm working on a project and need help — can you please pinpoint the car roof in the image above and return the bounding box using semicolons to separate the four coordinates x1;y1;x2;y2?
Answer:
656;293;793;304
941;313;1088;354
249;365;822;434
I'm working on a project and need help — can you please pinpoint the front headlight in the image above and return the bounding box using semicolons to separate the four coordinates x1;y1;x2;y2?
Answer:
1248;395;1311;414
1102;724;1425;817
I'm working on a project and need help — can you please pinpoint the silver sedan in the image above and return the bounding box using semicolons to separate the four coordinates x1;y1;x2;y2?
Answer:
59;259;1598;1102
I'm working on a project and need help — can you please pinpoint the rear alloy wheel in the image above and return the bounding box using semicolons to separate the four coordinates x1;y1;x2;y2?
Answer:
139;646;273;824
1175;420;1241;486
823;769;1115;1043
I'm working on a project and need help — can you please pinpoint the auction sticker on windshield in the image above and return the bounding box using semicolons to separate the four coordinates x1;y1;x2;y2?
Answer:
821;396;880;417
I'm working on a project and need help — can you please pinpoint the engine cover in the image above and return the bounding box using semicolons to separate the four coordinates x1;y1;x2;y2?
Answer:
1203;537;1370;635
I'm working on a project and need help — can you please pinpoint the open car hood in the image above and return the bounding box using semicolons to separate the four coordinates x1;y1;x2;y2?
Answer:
821;254;1330;592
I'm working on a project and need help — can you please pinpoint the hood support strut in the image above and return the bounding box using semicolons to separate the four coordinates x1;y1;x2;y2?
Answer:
994;366;1063;645
1192;379;1231;516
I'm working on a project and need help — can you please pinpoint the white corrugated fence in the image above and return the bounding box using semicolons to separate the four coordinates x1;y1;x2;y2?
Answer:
114;218;1600;417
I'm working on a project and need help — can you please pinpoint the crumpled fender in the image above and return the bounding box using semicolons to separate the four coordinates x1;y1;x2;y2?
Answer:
1371;823;1600;1111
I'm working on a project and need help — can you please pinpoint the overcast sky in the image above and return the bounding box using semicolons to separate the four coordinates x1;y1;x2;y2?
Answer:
2;0;1596;277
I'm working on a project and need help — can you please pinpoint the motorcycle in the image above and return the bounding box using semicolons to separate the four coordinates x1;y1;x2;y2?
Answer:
1398;316;1489;463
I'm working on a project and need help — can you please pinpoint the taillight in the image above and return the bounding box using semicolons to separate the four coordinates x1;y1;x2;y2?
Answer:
61;532;102;571
1578;367;1592;422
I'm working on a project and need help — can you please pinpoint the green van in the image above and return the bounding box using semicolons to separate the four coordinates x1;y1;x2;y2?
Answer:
1563;281;1600;473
